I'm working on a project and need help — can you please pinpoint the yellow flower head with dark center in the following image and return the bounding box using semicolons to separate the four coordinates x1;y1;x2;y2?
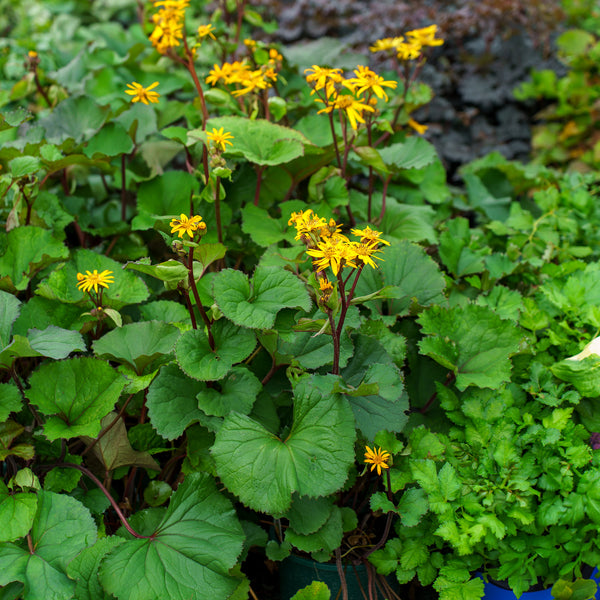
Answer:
197;23;216;40
350;226;390;247
306;236;356;276
305;65;344;99
370;37;404;53
77;270;114;294
125;81;160;104
318;94;375;131
345;66;398;102
207;127;234;152
170;213;206;238
364;446;391;475
406;24;444;48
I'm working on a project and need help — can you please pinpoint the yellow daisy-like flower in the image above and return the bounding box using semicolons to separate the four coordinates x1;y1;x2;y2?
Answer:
206;127;234;152
364;446;391;476
350;226;390;246
125;81;160;104
306;236;356;276
345;65;398;102
290;209;328;241
76;270;114;294
369;37;404;53
197;23;216;40
396;41;422;61
406;24;444;48
349;241;383;269
305;65;345;99
169;213;206;238
318;94;375;131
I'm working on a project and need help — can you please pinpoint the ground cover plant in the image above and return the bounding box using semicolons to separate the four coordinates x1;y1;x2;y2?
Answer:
2;1;600;600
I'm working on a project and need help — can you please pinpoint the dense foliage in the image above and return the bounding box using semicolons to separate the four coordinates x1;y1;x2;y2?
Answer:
2;1;600;600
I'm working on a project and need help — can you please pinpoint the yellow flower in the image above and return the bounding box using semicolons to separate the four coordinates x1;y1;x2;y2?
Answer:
149;0;188;54
289;209;327;240
345;66;398;102
348;241;383;269
244;38;257;51
369;37;404;53
125;81;160;104
306;236;356;276
170;213;206;238
408;118;428;135
318;94;375;131
28;50;38;58
207;127;234;152
406;24;444;48
77;270;114;294
197;23;216;40
396;41;422;61
206;63;234;86
268;48;283;63
364;446;391;476
350;226;390;246
305;65;345;99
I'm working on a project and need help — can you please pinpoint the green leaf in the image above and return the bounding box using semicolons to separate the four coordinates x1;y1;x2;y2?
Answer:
434;576;484;600
175;320;256;381
241;204;287;247
39;94;108;143
377;137;438;171
67;537;126;600
291;581;331;600
0;290;20;350
418;304;523;390
552;356;600;397
27;357;126;441
196;366;261;417
84;122;134;158
26;326;85;359
213;266;312;330
0;383;22;421
0;227;69;292
354;241;445;316
132;171;199;231
124;258;189;283
9;156;41;177
438;218;486;278
285;506;343;554
37;248;149;310
285;495;334;536
381;202;437;244
198;116;310;166
93;321;180;374
0;491;97;600
0;481;37;542
144;481;173;507
213;375;356;515
397;488;428;527
146;364;206;440
99;472;245;600
81;413;159;472
340;335;409;438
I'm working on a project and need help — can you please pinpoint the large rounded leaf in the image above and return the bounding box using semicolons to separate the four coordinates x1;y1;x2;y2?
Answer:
212;375;355;515
93;321;181;374
27;357;126;441
99;472;245;600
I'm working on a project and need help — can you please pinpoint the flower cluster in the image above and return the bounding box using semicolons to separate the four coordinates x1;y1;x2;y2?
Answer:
289;209;387;277
370;24;444;61
149;0;189;55
206;50;281;97
305;65;396;131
